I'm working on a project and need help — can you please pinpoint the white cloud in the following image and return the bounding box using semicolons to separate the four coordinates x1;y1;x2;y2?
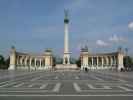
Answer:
96;40;109;47
128;22;133;30
109;34;127;43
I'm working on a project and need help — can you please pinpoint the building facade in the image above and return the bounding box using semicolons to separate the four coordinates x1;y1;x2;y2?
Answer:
9;46;53;70
80;46;124;71
9;46;125;71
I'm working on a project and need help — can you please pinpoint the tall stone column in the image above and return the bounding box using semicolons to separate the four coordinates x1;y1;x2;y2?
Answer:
25;56;27;67
30;58;32;67
40;59;42;67
114;56;117;65
9;46;16;70
80;51;89;70
101;57;103;68
91;57;93;67
21;56;25;67
50;57;51;66
106;56;109;67
97;56;99;68
110;56;113;66
29;57;32;70
20;57;22;65
35;58;37;70
63;10;70;65
110;56;113;70
16;56;19;66
117;52;124;71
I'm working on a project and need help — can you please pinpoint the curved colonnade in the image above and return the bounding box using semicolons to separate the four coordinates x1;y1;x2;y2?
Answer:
80;51;124;71
9;47;53;70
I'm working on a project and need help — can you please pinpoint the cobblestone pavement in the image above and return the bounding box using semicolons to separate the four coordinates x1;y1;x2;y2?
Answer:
0;70;133;100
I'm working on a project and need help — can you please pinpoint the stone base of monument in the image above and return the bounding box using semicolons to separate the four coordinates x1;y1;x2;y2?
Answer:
55;64;78;70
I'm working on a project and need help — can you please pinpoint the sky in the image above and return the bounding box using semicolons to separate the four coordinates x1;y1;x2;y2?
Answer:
0;0;133;58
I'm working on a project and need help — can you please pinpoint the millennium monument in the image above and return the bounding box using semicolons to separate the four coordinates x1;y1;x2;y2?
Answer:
54;10;77;70
63;10;70;65
8;11;125;71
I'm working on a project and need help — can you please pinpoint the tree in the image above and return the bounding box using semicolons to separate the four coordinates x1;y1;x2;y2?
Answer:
0;55;5;69
76;58;81;68
0;55;10;69
70;57;76;64
123;56;133;71
52;56;56;67
55;56;63;64
4;57;10;69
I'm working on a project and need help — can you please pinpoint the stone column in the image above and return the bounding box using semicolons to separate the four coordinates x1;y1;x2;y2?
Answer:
9;47;16;70
25;56;27;67
106;56;109;67
117;52;124;71
35;58;37;70
20;56;24;68
113;56;116;68
84;55;88;67
20;57;22;65
110;56;113;66
30;58;32;67
63;11;70;65
111;56;114;70
40;59;42;67
16;56;19;66
101;57;103;68
29;57;32;71
97;56;99;68
45;56;49;68
80;52;88;70
18;56;20;66
50;56;52;66
92;57;93;68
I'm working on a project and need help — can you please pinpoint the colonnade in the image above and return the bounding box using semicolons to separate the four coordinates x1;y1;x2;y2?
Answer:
80;51;124;71
9;47;53;70
16;56;48;70
81;56;117;70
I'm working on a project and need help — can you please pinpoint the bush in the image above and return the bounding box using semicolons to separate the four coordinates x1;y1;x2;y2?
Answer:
0;55;9;69
76;58;81;68
123;56;133;71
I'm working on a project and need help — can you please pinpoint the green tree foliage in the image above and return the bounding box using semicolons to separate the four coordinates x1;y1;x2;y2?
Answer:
0;55;10;69
76;58;81;68
124;56;133;70
70;58;76;64
0;55;5;65
55;56;63;64
4;57;10;69
52;56;56;66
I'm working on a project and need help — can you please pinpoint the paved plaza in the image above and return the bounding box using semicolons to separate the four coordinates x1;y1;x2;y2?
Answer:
0;70;133;100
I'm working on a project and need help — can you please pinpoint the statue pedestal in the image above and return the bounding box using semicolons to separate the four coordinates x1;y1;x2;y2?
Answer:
55;64;78;70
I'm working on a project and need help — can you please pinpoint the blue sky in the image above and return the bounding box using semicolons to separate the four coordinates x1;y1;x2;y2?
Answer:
0;0;133;58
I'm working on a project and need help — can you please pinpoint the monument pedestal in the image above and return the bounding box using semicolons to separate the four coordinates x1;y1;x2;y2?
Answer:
55;64;78;70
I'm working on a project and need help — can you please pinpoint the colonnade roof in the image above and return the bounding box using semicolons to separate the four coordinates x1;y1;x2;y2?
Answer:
16;52;45;57
90;52;118;56
81;52;119;57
